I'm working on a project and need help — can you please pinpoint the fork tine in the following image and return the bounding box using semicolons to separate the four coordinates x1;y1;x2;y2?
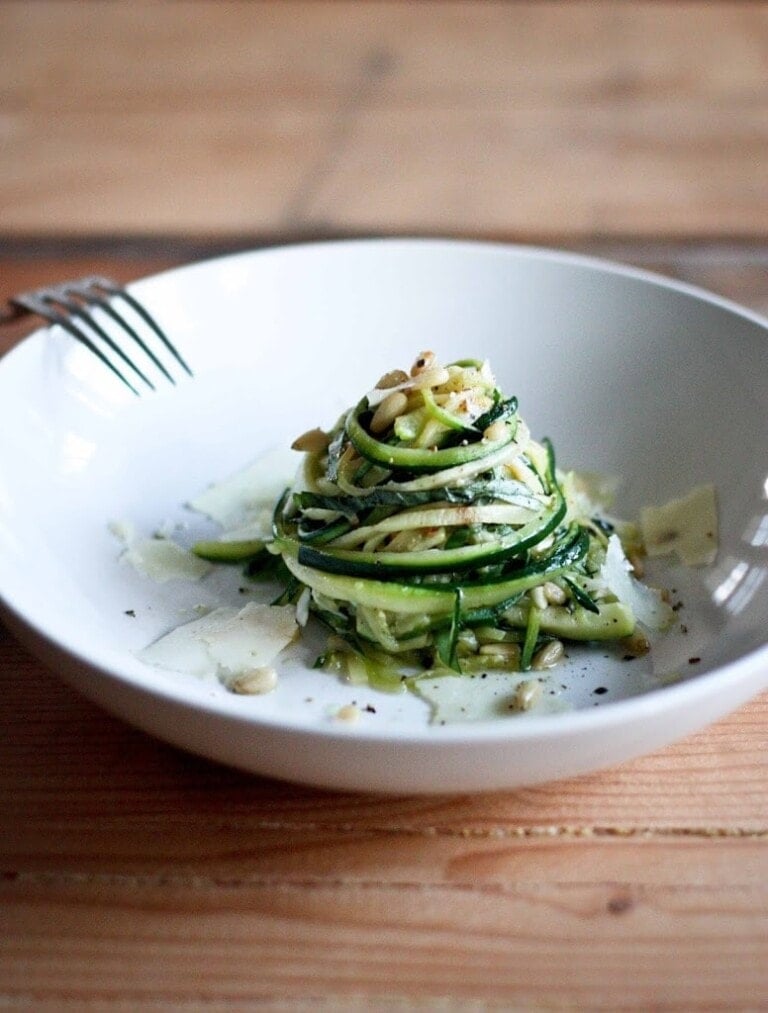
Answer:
45;287;158;391
88;277;193;377
4;273;191;394
62;282;175;388
13;291;140;396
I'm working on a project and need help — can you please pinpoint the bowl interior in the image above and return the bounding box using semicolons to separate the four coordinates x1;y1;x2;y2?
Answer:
1;240;767;740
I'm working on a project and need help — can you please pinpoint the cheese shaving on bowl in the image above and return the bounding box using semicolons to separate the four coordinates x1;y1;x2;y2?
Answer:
600;535;675;632
139;602;298;692
640;484;718;567
110;521;212;583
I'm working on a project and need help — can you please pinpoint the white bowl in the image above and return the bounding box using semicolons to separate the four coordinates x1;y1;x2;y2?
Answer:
1;239;767;793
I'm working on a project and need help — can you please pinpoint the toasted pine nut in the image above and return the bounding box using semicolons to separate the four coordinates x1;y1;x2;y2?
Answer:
531;639;564;671
514;678;542;711
530;585;548;610
370;390;408;433
483;420;508;442
376;368;409;389
475;626;509;644
456;629;479;655
291;427;329;453
622;630;650;657
479;643;522;665
410;350;436;376
336;704;360;724
543;581;567;605
410;366;450;390
230;667;278;695
627;550;645;578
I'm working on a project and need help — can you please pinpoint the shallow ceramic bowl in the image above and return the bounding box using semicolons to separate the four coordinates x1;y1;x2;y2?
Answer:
1;240;767;792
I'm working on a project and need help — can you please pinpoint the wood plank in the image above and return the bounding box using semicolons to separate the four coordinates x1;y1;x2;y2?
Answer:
1;879;767;1006
1;2;767;237
4;821;768;888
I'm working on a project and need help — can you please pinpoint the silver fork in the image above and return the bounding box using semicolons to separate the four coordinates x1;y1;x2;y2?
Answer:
0;275;192;395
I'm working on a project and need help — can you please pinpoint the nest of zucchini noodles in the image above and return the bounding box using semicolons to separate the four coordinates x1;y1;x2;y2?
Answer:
261;353;658;693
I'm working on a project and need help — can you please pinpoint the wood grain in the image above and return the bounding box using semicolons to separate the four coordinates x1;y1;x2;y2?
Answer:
2;879;768;1007
3;0;768;979
1;1;768;238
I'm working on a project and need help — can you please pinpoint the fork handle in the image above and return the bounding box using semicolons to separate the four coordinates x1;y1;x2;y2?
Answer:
0;302;28;326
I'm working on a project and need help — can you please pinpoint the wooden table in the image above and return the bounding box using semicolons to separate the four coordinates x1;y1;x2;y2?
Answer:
2;3;768;1007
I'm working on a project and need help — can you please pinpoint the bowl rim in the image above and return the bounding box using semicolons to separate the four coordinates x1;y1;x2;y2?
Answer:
2;236;768;746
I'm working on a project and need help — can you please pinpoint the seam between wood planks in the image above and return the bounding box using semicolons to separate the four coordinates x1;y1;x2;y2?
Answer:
2;234;768;261
5;822;768;840
211;822;768;839
2;870;767;893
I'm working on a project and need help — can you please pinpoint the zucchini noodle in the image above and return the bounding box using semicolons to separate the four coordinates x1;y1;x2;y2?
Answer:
258;352;666;693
